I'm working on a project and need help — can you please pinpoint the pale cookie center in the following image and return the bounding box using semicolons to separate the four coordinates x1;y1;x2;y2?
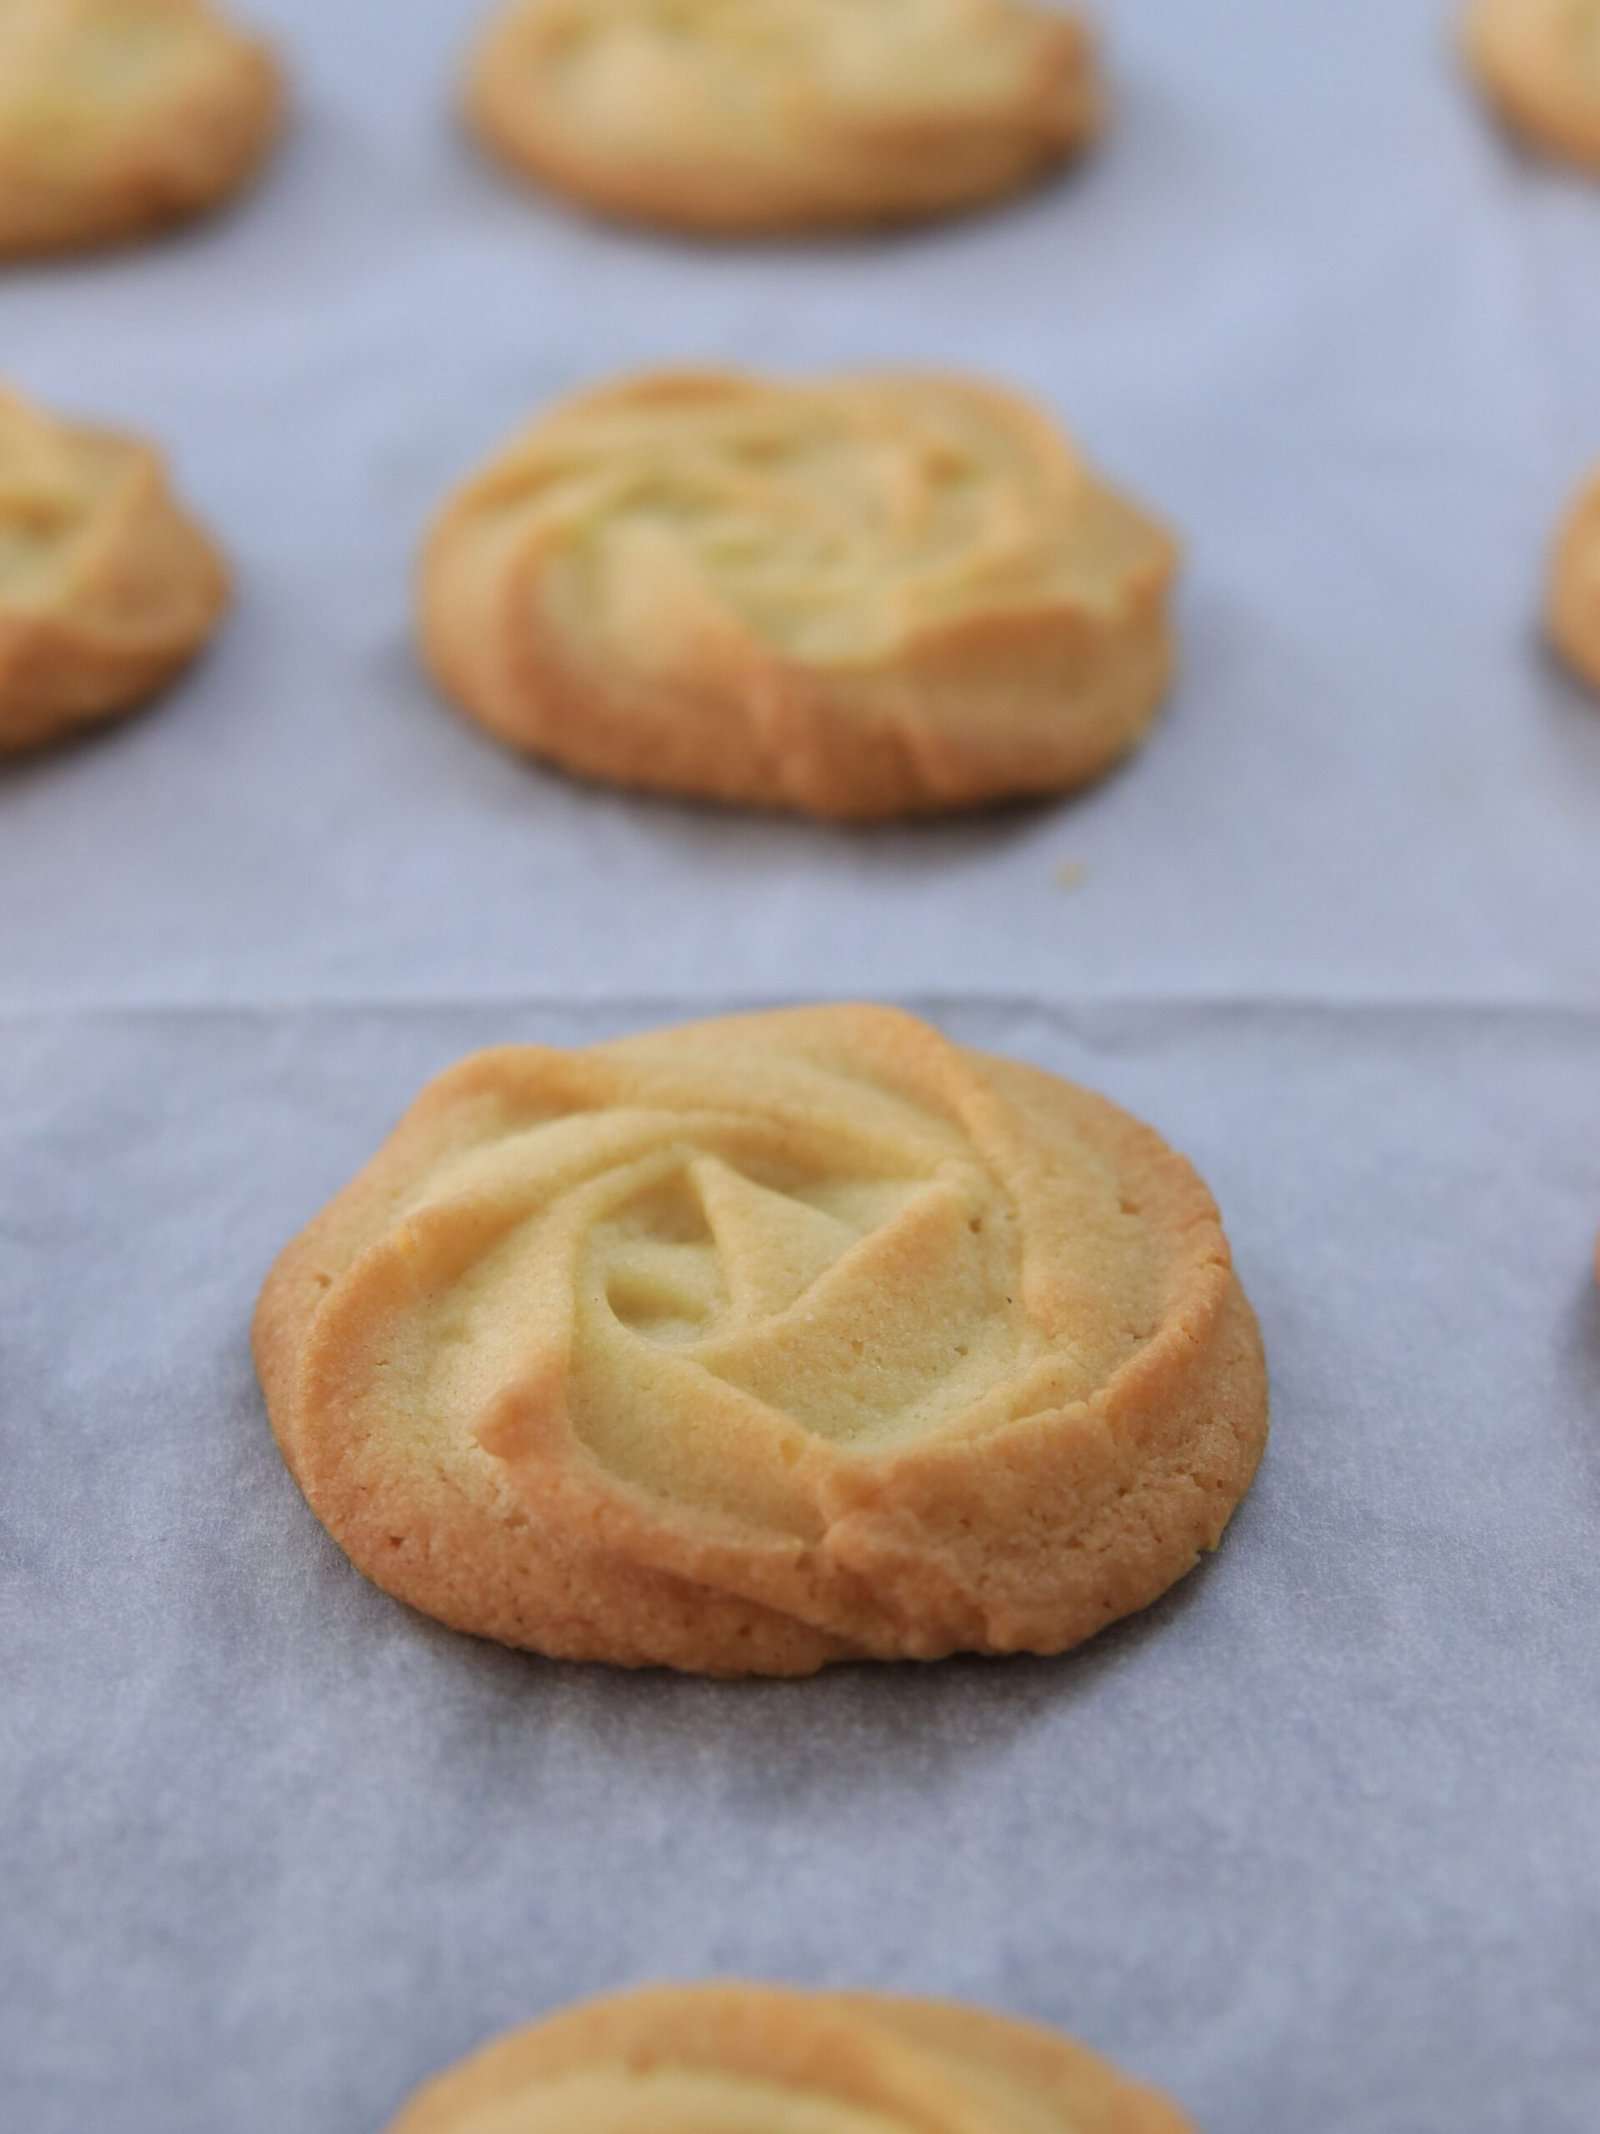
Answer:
379;1082;1040;1529
593;1155;925;1348
567;1131;1024;1450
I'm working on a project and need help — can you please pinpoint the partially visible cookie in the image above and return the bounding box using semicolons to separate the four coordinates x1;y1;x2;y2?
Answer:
1463;0;1600;174
419;369;1179;819
254;1005;1267;1677
387;1983;1196;2133
0;0;283;257
464;0;1101;236
1549;468;1600;692
0;385;229;753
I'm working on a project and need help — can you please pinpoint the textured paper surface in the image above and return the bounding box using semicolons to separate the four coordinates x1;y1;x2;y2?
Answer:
2;2;1599;2130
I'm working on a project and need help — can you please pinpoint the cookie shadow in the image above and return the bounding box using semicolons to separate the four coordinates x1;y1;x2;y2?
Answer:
0;691;174;788
644;785;1067;875
418;1539;1234;1815
479;146;1104;269
0;721;117;789
380;638;1085;861
0;630;230;793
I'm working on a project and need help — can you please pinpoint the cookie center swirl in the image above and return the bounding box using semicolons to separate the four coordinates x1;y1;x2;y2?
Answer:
411;1094;1031;1486
482;376;1096;665
334;1028;1144;1549
578;1137;1017;1444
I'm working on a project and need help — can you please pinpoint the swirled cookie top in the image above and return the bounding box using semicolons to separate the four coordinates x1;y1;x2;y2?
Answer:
294;1010;1209;1548
0;1;250;141
438;372;1164;668
387;1984;1195;2134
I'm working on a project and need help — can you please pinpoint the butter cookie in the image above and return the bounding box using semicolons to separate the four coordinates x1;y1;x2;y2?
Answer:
1549;468;1600;692
386;1982;1196;2133
419;369;1179;820
1463;0;1600;174
0;0;283;257
254;1007;1267;1677
0;385;229;753
464;0;1101;236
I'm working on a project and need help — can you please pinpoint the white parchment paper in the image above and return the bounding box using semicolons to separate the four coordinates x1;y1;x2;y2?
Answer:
2;3;1598;2130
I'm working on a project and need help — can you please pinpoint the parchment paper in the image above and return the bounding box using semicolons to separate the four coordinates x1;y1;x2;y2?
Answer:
3;3;1598;2130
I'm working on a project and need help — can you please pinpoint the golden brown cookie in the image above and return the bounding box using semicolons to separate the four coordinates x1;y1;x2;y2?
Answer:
1549;468;1600;692
254;1006;1267;1677
419;369;1179;820
0;385;229;754
464;0;1101;237
387;1983;1196;2133
0;0;283;257
1462;0;1600;174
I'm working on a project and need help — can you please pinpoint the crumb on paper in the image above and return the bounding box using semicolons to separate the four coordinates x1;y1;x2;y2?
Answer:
1053;860;1089;891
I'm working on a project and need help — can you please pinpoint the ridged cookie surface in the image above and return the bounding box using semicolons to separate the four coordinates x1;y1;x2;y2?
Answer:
0;0;282;256
0;385;229;752
464;0;1100;235
387;1983;1195;2133
420;369;1178;819
1550;469;1600;692
1463;0;1600;173
254;1007;1267;1676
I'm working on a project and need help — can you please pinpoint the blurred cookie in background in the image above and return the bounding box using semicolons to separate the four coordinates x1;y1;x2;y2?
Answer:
463;0;1101;236
0;385;229;753
0;0;283;257
419;367;1179;820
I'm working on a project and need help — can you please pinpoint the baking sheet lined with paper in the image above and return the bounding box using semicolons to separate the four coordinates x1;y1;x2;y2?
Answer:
3;2;1598;2130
